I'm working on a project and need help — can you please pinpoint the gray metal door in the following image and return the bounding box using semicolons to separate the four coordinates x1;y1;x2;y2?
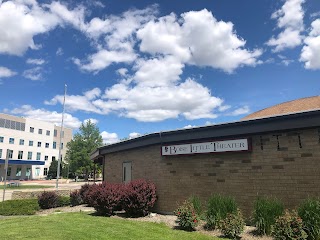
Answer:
122;162;132;183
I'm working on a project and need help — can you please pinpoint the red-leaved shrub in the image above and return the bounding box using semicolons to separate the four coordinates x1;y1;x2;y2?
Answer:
91;182;124;216
122;179;157;217
38;191;59;209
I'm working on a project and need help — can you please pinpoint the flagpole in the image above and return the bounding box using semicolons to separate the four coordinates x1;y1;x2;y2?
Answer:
56;84;67;189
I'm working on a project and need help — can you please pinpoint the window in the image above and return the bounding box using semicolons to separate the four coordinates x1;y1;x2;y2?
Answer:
26;168;31;177
28;152;32;160
30;127;34;133
44;168;48;176
35;168;40;176
61;143;64;149
54;129;57;137
46;130;50;136
45;155;48;161
36;152;41;160
18;151;23;159
0;149;2;158
0;136;3;143
37;142;41;147
7;167;11;177
19;139;24;145
53;141;57;149
45;143;49;148
8;150;13;159
52;156;56;161
16;167;22;177
38;129;42;134
29;140;33;146
9;138;14;144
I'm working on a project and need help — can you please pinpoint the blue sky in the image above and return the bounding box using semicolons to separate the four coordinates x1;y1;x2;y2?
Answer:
0;0;319;144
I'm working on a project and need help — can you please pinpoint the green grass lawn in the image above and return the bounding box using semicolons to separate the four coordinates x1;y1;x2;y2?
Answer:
0;185;53;189
0;199;39;215
0;212;223;240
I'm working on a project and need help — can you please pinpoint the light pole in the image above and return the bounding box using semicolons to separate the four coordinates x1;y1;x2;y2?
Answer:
2;149;10;202
56;84;67;189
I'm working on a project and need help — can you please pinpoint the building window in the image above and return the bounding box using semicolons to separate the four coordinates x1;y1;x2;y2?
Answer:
30;127;34;133
61;143;64;149
45;155;48;161
0;149;2;158
19;139;24;145
0;136;3;143
16;167;22;177
7;167;11;177
37;142;41;147
38;129;42;134
52;156;56;161
44;168;48;176
46;130;50;136
8;150;13;159
26;168;31;177
53;141;57;149
45;143;49;148
35;168;40;176
54;129;57;137
29;140;33;146
9;138;14;144
36;152;41;160
28;152;32;160
18;151;23;159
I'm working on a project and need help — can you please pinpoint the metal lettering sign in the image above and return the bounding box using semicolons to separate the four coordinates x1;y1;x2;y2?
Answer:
162;139;249;156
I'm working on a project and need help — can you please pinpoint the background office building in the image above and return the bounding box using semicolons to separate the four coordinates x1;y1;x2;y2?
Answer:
0;113;72;180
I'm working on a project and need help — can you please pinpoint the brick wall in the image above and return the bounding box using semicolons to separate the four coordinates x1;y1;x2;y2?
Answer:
12;190;70;200
104;128;320;215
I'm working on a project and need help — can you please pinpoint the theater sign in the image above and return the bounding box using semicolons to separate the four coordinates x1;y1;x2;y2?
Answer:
161;138;250;156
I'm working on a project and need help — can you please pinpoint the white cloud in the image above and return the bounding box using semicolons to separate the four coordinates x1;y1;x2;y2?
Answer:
0;66;17;78
117;68;128;77
267;0;305;52
83;118;98;125
183;125;197;129
56;47;63;56
101;131;119;144
0;0;60;55
10;105;81;129
23;67;43;81
228;106;250;116
45;88;103;114
129;132;141;139
300;19;320;69
137;9;262;73
26;58;45;65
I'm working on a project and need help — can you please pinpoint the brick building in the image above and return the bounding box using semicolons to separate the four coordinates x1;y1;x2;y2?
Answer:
91;96;320;214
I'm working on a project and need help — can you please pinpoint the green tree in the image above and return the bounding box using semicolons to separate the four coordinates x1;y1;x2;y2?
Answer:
47;158;62;179
65;120;103;180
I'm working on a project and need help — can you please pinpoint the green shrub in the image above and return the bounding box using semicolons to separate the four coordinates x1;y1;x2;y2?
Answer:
58;196;70;207
0;199;39;215
220;209;245;239
252;196;284;235
174;200;199;231
38;191;59;209
205;194;238;229
298;198;320;240
70;190;83;206
189;195;203;218
272;209;307;240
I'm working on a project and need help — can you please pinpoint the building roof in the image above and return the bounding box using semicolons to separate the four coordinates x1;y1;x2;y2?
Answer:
242;96;320;120
91;109;320;160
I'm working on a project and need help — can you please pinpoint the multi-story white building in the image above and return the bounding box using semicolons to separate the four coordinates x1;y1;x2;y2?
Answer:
0;113;72;180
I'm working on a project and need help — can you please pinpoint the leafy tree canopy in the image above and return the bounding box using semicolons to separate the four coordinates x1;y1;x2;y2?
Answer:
65;120;103;178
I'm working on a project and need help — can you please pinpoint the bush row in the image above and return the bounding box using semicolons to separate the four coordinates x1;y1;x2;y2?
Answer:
38;191;70;209
175;195;320;240
71;179;157;217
